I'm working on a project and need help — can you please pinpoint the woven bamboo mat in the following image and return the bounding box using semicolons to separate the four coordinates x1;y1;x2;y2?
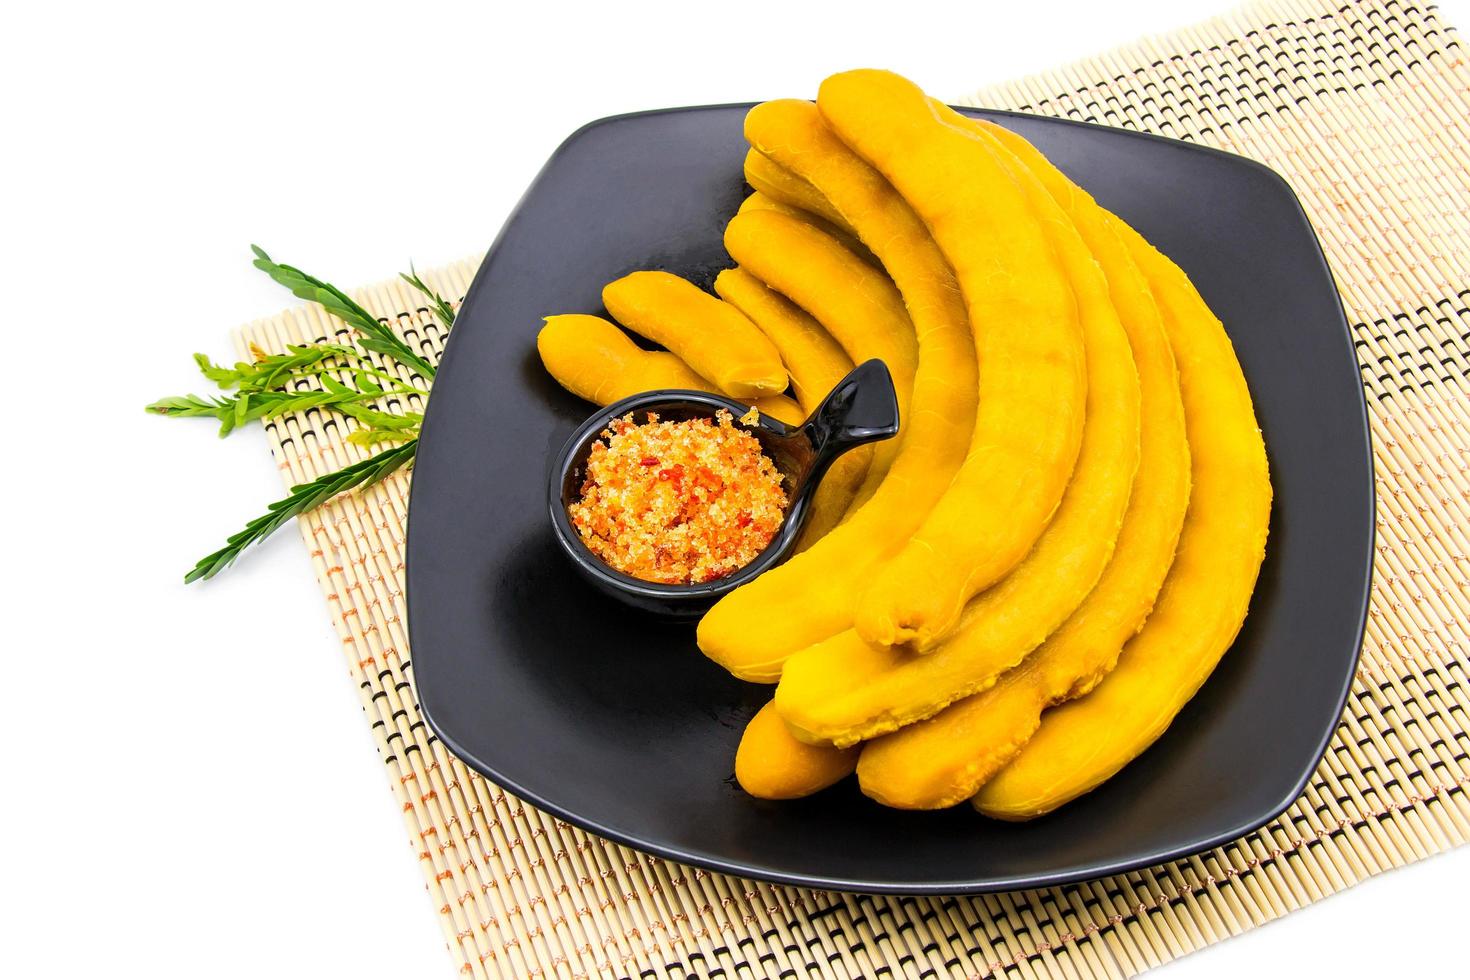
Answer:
235;1;1469;975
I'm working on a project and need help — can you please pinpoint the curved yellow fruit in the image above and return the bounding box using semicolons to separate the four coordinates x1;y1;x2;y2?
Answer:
743;148;852;231
536;313;802;424
601;270;787;400
713;267;869;544
698;197;977;681
719;100;980;795
818;69;1088;652
737;191;877;267
775;125;1141;747
856;121;1190;809
712;267;856;414
743;95;976;512
721;209;917;498
736;189;813;222
973;223;1271;820
735;701;857;799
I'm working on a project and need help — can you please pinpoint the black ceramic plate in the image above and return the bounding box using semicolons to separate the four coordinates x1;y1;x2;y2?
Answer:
408;105;1373;894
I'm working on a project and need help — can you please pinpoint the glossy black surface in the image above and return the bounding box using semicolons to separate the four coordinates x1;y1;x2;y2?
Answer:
407;105;1373;894
547;360;899;618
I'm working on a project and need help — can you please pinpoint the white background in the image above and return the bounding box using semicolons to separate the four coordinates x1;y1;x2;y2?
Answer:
5;1;1465;976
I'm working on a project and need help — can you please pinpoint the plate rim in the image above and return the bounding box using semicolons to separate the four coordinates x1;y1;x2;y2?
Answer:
408;102;1375;895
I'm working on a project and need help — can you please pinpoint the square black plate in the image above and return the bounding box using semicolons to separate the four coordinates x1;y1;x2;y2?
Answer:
407;105;1373;894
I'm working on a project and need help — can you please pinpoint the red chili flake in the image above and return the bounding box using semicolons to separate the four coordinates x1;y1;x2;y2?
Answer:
658;464;685;483
640;456;659;467
736;513;753;528
695;465;724;492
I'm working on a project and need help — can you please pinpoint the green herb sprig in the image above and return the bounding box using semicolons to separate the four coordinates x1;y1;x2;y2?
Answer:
401;264;457;333
145;367;427;438
183;441;418;583
151;247;454;582
250;245;438;380
195;343;359;391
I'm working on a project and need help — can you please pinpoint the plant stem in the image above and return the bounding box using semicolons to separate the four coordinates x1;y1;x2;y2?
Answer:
185;441;417;583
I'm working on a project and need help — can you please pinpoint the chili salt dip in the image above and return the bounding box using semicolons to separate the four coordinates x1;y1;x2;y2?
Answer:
569;408;788;584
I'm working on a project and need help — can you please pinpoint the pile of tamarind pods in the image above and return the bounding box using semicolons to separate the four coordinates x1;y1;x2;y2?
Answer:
537;69;1271;819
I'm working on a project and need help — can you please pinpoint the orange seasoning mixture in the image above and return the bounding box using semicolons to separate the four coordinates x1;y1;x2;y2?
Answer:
570;409;788;584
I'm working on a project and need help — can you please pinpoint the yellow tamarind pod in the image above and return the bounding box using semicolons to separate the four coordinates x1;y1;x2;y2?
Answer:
740;95;980;563
698;202;976;682
817;69;1089;652
735;701;857;800
721;209;916;501
736;191;878;266
856;117;1189;809
713;268;869;545
536;313;801;424
743;148;853;231
775;107;1140;748
743;96;977;533
736;189;810;222
601;270;787;400
713;267;855;414
973;220;1270;820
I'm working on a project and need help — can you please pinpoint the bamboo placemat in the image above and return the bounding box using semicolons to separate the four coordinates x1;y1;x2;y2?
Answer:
234;1;1469;975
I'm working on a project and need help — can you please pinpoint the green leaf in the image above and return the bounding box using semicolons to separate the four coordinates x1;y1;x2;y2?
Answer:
401;264;457;329
336;404;423;429
232;392;251;432
251;245;436;379
145;394;230;418
195;353;244;388
347;428;417;447
351;369;383;395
